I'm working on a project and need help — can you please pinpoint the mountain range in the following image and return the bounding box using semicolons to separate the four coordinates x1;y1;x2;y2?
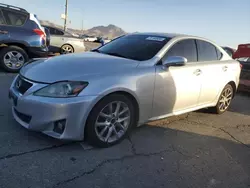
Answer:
40;20;126;39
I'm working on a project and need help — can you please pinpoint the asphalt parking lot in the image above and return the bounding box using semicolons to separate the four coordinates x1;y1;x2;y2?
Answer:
0;46;250;188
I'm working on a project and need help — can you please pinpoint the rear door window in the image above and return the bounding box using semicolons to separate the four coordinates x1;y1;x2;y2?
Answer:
1;9;27;26
197;40;218;61
164;39;197;62
55;29;64;35
47;27;56;35
51;28;64;35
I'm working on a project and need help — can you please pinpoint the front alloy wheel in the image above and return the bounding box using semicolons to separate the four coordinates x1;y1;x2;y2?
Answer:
86;94;135;147
95;101;131;143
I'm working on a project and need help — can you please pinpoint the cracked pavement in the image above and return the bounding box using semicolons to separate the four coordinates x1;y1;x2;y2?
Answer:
0;71;250;188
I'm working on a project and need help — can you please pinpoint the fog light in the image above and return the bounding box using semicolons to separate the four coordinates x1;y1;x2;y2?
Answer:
53;119;66;134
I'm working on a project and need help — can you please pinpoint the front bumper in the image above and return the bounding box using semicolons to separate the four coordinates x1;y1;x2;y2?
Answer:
9;77;97;140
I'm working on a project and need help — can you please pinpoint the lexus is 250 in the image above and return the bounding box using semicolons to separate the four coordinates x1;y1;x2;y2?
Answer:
9;33;241;147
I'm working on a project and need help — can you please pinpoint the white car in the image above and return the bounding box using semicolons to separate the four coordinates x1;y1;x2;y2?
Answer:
84;36;97;42
43;26;86;54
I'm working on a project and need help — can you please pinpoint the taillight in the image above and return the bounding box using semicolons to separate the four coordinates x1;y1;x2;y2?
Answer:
240;63;243;69
33;29;46;44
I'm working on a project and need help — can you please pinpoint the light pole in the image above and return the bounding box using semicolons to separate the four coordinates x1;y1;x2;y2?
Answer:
63;0;68;31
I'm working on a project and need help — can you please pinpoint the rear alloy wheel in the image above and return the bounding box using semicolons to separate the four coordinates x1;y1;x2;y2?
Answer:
86;94;136;147
211;84;234;114
0;46;28;72
60;44;74;54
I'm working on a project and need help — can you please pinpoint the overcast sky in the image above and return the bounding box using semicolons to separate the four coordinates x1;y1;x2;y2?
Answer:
3;0;250;48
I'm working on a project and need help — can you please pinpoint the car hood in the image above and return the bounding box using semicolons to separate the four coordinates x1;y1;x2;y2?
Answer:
20;52;139;83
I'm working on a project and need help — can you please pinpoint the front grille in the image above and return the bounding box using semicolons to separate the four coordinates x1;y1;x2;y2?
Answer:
14;109;32;124
15;76;33;94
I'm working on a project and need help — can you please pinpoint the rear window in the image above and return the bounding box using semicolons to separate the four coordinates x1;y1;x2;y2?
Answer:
1;9;27;26
98;35;170;61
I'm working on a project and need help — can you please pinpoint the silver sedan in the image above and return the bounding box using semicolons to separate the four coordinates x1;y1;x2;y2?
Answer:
9;33;241;147
43;25;86;54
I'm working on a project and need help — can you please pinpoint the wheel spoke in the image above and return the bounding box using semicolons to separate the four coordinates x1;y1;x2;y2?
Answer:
116;122;125;130
219;103;224;110
112;126;119;138
227;93;232;98
114;102;121;116
109;103;113;114
99;126;108;137
118;116;130;123
99;112;112;119
105;127;113;142
7;52;14;58
119;107;129;116
219;98;224;103
15;53;22;59
96;122;109;127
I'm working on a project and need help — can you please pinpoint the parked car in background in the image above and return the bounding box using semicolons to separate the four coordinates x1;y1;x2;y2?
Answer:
84;35;97;42
233;43;250;59
0;3;48;72
103;37;111;43
238;57;250;70
95;37;111;44
71;33;79;37
222;46;235;57
42;25;85;54
237;57;250;92
9;33;240;147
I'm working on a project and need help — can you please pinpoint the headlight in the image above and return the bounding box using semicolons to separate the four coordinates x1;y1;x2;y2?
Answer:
34;81;88;97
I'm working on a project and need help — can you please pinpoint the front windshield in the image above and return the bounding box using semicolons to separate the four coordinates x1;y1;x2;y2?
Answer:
97;35;170;61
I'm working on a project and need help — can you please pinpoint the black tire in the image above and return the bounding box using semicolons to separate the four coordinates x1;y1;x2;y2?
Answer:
86;94;136;148
210;84;234;114
0;46;28;73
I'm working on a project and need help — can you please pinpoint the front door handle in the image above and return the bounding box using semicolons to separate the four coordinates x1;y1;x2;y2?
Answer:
0;30;8;34
193;69;202;76
222;66;228;72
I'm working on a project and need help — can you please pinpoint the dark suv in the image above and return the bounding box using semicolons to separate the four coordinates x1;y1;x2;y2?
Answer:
0;3;48;72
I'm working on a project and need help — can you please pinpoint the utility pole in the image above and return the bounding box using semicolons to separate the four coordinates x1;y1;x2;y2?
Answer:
81;19;84;36
63;0;68;31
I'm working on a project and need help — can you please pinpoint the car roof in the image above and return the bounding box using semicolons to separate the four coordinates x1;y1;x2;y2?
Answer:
0;3;28;13
130;32;191;39
129;32;220;46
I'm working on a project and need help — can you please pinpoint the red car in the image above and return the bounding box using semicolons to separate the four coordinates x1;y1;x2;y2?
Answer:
233;43;250;59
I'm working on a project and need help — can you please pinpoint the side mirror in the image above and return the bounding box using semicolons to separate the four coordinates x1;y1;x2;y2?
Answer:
162;56;187;68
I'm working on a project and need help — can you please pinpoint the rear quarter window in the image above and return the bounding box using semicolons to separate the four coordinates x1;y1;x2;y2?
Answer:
1;9;27;26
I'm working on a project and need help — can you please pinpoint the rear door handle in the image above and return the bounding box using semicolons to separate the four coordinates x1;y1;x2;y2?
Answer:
194;69;202;76
222;66;228;72
0;30;8;34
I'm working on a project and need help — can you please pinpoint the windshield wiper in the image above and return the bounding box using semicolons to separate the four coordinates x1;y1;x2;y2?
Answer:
104;52;127;59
